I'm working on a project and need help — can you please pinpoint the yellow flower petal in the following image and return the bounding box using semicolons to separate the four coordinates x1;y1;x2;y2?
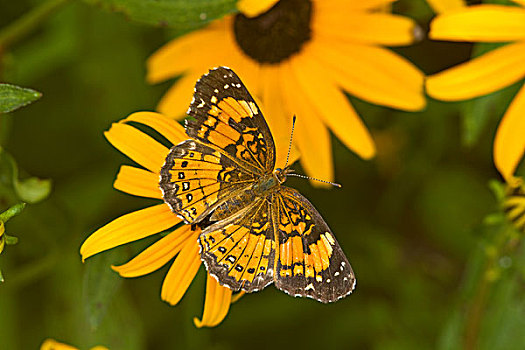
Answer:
237;0;279;17
309;40;425;111
193;274;232;328
282;61;333;185
231;291;245;303
105;123;169;173
314;0;396;11
112;225;194;277
260;65;298;168
40;339;78;350
430;5;525;42
114;165;162;199
232;52;263;99
80;204;181;261
494;83;525;181
313;12;421;46
426;42;525;101
146;21;230;84
157;71;204;119
292;54;376;160
154;25;252;119
122;111;187;146
161;230;201;305
426;0;465;14
513;0;525;7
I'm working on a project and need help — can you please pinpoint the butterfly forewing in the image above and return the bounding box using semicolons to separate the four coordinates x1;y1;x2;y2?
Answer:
160;67;277;224
186;67;276;174
272;187;356;303
160;140;257;223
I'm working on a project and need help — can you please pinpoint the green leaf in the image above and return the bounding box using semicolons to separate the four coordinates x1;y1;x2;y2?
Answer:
0;202;26;222
14;177;52;204
0;83;41;114
83;0;237;30
0;148;51;204
82;249;124;331
4;235;18;245
488;179;506;203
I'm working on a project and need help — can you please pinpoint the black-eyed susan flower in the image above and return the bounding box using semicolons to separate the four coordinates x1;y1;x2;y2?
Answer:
40;339;108;350
80;112;237;327
425;0;464;14
426;1;525;182
147;0;425;183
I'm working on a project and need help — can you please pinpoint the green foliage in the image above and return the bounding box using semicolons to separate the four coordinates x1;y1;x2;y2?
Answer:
0;202;26;223
83;0;237;30
0;203;25;282
0;0;524;349
82;250;124;331
0;83;41;114
0;148;51;204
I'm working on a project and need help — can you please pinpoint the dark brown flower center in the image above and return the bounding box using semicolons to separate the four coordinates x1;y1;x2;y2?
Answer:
233;0;312;64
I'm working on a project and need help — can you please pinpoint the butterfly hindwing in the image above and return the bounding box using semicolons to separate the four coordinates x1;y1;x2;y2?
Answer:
186;67;276;174
272;187;356;303
160;139;257;224
199;198;276;292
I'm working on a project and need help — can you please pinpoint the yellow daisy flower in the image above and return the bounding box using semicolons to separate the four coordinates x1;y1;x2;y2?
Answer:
426;1;525;181
425;0;464;14
80;112;236;328
40;339;108;350
147;0;425;183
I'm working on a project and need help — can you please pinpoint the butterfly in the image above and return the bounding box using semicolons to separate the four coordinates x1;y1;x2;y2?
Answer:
159;66;355;303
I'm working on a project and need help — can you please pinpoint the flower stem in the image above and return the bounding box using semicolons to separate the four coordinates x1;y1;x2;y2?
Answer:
0;0;71;53
463;227;520;350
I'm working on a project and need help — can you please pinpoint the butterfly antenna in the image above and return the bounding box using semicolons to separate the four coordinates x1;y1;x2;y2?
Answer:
284;115;296;169
287;173;342;188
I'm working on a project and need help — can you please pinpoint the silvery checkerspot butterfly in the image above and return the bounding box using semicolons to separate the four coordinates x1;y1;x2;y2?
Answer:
159;67;355;303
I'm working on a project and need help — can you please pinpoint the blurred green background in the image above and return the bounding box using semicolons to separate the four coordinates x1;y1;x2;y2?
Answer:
1;0;524;349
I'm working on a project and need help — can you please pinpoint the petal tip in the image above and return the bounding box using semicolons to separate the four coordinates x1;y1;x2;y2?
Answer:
193;317;204;328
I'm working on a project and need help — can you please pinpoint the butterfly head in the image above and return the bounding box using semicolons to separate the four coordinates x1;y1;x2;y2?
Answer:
273;167;294;185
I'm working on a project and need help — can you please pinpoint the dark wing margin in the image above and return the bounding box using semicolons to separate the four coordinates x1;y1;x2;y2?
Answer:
159;139;256;224
198;197;276;292
186;66;276;174
272;187;356;303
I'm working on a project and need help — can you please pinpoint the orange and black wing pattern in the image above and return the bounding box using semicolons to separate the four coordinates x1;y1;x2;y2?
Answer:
199;198;276;292
159;140;256;223
160;67;276;224
272;187;356;303
185;66;276;174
